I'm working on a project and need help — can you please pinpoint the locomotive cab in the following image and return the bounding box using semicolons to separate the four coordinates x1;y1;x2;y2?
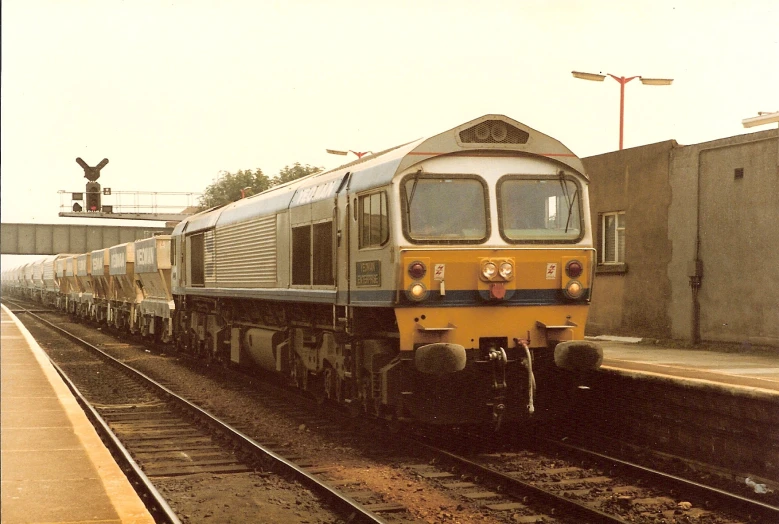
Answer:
370;124;603;426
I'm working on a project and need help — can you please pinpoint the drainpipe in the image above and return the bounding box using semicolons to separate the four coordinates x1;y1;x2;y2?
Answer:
690;134;777;344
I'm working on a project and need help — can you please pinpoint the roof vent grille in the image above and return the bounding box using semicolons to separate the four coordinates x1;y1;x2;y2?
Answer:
459;120;529;145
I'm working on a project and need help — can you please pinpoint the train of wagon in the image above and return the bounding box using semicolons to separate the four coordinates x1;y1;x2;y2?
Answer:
2;114;603;428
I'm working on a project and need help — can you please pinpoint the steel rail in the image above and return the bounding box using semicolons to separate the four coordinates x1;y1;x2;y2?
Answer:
411;438;627;523
546;437;779;521
20;307;386;524
49;358;182;524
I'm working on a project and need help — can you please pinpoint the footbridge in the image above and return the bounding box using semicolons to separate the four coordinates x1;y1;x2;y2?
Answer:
0;223;173;255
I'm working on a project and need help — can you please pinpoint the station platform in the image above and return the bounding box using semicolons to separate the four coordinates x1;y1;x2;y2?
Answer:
591;335;779;395
1;304;155;523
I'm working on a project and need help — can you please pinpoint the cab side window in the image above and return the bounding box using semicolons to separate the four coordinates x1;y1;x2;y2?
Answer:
359;191;389;248
189;233;204;287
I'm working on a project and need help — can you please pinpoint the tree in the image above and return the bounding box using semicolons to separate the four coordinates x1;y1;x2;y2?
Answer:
272;163;323;186
198;163;324;209
198;168;270;209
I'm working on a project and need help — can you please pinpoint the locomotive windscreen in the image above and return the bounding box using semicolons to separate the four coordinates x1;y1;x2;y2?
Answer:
403;175;488;242
498;176;582;242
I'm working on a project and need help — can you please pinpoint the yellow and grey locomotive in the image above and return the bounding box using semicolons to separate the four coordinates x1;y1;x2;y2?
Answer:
171;114;603;426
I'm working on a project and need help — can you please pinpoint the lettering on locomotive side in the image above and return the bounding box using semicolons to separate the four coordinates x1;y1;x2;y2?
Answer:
292;179;338;206
356;260;381;287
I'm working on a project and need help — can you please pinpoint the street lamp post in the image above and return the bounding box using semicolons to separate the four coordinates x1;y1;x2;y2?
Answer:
326;149;373;159
572;71;673;150
742;111;779;128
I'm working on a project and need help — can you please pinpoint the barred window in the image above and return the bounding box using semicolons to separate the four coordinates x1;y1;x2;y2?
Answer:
292;221;334;286
359;191;389;248
602;212;625;263
292;225;311;285
189;233;205;286
312;221;333;286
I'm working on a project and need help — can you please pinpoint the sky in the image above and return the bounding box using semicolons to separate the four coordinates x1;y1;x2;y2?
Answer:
1;0;778;267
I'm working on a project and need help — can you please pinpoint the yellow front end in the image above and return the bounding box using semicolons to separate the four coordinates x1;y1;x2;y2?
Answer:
397;248;594;351
385;248;601;426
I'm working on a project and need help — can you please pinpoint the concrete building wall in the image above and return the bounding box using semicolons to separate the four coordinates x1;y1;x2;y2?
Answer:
583;140;676;337
585;129;778;346
666;142;699;342
670;130;779;345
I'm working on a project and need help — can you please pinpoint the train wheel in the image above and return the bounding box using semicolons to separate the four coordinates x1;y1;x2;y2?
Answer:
174;331;187;352
324;367;336;400
291;358;308;390
358;373;372;414
203;334;214;364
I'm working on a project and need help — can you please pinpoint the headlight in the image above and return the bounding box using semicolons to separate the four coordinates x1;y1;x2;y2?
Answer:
499;261;514;279
407;282;428;301
490;121;508;142
482;262;497;280
564;280;584;299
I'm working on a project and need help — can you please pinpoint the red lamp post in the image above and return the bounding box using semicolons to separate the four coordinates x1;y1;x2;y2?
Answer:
326;149;374;159
572;71;673;150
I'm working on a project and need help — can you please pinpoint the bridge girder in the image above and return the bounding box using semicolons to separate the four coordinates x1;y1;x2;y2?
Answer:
0;223;172;255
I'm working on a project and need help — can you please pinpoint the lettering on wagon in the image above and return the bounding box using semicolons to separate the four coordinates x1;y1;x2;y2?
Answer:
136;246;156;267
110;251;126;269
92;254;104;273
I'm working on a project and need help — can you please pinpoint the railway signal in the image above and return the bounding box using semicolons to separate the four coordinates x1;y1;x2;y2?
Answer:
76;157;109;181
86;181;101;211
62;157;198;221
75;158;109;212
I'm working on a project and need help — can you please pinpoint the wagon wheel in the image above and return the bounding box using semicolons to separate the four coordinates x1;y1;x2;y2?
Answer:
291;358;308;390
203;334;214;365
160;319;172;345
323;367;340;402
188;329;198;355
358;372;372;414
217;336;231;367
335;374;345;403
299;364;309;391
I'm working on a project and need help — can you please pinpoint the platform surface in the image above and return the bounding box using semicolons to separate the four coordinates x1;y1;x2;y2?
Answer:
1;304;154;523
593;336;779;394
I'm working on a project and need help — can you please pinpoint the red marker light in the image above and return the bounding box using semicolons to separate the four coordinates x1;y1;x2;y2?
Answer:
566;260;583;278
490;283;506;300
408;261;426;280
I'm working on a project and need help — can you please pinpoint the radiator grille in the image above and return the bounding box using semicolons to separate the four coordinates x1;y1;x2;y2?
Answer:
215;215;277;286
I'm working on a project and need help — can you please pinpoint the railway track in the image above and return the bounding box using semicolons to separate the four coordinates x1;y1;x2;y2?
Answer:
10;303;387;523
8;299;778;523
406;431;779;523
